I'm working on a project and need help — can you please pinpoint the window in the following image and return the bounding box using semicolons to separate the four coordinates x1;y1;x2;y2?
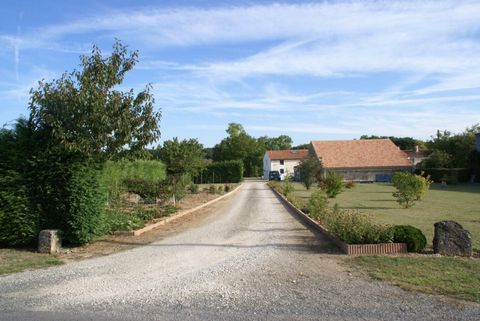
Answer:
280;169;285;174
280;160;284;165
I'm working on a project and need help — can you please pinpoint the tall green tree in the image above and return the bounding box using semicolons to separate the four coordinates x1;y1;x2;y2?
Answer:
24;41;161;244
213;123;263;177
29;41;161;160
158;137;206;206
258;135;293;150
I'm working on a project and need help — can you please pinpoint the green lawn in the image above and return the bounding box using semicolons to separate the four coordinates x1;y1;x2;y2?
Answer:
351;255;480;303
290;182;480;250
0;248;63;276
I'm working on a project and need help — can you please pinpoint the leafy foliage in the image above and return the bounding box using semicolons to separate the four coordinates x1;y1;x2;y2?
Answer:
199;160;244;183
297;155;321;190
101;159;166;203
307;190;328;221
389;225;427;252
392;172;428;208
28;41;161;159
281;176;295;197
157;137;206;177
322;171;344;198
360;135;422;151
0;122;38;245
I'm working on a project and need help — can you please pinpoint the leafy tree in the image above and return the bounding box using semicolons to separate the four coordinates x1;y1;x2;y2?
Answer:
258;135;293;150
360;135;421;151
29;41;161;160
24;41;161;244
424;125;479;169
292;143;310;150
297;156;322;190
323;172;344;198
158;137;206;206
391;172;426;208
213;123;263;177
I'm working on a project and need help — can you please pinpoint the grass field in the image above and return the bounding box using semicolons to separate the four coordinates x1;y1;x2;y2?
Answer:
290;182;480;250
0;248;63;276
351;255;480;303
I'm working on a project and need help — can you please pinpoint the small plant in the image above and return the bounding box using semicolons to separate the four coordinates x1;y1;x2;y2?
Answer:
344;181;356;189
218;186;223;193
307;191;328;221
188;183;199;194
282;177;295;196
392;172;427;208
389;225;427;252
323;172;344;198
416;172;433;200
224;185;231;193
162;205;177;216
209;185;216;194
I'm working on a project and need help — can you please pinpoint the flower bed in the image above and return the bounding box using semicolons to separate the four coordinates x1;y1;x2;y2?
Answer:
269;184;407;255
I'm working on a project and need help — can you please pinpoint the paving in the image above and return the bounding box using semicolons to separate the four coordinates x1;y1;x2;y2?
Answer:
1;181;479;321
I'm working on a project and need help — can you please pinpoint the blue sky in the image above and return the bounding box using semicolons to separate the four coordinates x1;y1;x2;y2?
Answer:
1;0;480;147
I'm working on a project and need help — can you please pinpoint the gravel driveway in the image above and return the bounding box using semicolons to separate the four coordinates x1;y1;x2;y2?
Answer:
1;181;479;321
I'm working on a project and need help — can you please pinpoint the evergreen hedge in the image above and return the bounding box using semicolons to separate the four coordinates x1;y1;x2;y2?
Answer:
198;160;244;183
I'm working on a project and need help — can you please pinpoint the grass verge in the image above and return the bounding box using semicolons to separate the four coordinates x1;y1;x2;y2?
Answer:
0;248;63;276
288;182;480;250
351;255;480;303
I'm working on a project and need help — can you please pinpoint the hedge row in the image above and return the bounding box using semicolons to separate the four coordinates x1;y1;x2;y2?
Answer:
196;160;244;183
415;168;472;183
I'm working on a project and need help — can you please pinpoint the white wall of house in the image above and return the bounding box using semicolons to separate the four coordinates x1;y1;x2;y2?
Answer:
263;153;302;180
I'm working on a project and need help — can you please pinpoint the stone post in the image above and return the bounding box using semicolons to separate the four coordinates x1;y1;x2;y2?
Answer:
38;230;62;254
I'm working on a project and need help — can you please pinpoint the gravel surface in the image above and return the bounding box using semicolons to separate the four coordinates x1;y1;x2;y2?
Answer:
1;181;479;321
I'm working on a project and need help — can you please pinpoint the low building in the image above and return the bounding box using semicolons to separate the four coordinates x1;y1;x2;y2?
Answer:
263;149;309;180
310;139;413;182
405;146;429;166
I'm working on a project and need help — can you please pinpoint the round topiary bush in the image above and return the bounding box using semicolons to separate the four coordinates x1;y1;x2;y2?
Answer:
389;225;427;252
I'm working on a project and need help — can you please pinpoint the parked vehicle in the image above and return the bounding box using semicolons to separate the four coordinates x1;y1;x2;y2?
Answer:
268;170;281;181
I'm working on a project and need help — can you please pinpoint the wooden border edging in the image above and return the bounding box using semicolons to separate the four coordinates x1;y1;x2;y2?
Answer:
116;183;243;237
269;185;407;255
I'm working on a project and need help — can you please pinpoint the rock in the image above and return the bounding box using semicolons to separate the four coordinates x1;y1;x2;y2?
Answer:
122;192;142;204
38;229;62;254
433;220;472;257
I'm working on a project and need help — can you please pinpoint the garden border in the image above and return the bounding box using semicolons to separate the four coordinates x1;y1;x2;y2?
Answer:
116;183;243;236
269;185;407;255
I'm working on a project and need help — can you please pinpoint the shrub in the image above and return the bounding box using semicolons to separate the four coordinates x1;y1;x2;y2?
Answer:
218;186;224;193
323;172;344;198
327;210;393;244
209;185;216;194
224;185;231;193
297;156;322;190
188;183;199;193
281;177;295;196
344;181;356;189
28;149;107;244
101;159;166;204
389;225;427;252
199;160;243;183
392;172;426;208
307;191;328;221
416;173;433;200
104;209;144;233
0;125;38;245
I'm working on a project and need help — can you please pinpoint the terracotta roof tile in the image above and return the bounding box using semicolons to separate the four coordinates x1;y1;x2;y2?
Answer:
311;139;412;169
267;149;309;160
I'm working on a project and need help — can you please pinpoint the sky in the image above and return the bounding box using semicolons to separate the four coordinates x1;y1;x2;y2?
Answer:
1;0;479;147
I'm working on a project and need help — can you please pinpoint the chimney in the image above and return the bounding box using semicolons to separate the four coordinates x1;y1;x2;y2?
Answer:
476;133;480;153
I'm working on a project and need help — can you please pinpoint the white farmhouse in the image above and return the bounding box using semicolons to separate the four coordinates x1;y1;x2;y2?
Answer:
263;149;309;180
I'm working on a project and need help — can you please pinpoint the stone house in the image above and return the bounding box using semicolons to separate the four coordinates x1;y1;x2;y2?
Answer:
309;139;413;182
263;149;309;180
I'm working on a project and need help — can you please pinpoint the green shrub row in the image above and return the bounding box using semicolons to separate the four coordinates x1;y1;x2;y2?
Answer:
196;160;243;183
414;168;471;184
